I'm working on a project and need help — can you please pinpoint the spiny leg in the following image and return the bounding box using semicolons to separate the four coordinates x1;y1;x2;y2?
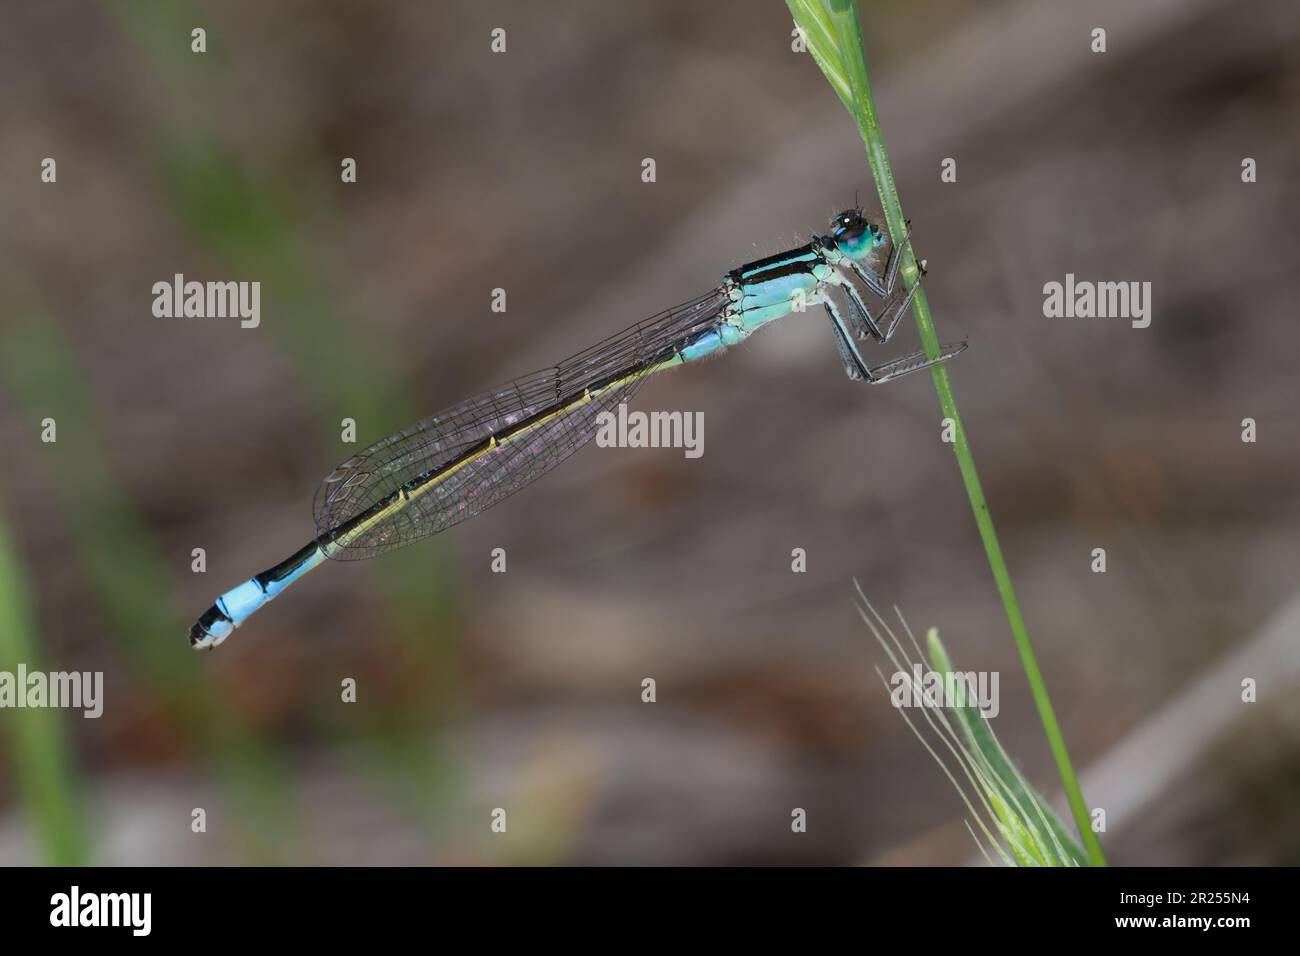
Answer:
823;297;871;380
865;339;967;385
849;220;914;298
825;296;966;384
827;269;919;345
848;241;927;344
881;222;916;295
832;273;885;343
847;254;885;299
878;273;922;342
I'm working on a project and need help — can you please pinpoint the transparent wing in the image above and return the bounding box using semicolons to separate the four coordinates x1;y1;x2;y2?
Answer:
314;290;728;559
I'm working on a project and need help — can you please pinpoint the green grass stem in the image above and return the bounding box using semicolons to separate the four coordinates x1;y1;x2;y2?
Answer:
789;0;1105;865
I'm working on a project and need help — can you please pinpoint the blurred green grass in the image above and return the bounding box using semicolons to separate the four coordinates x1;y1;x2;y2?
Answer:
2;276;295;860
0;506;87;865
0;2;474;863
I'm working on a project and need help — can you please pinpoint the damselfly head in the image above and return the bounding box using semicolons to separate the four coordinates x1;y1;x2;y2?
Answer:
829;208;887;260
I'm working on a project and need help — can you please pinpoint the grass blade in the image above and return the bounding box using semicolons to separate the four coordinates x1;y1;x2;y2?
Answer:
790;0;1106;865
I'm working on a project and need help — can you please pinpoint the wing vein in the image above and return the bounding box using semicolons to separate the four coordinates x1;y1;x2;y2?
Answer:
313;290;727;559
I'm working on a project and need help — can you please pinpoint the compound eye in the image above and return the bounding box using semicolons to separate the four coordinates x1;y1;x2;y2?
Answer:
833;211;865;240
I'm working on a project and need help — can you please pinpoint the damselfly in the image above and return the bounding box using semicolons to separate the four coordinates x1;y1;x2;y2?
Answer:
190;208;966;648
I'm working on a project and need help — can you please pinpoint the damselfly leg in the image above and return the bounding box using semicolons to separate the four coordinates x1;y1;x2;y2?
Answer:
823;295;965;384
843;220;924;343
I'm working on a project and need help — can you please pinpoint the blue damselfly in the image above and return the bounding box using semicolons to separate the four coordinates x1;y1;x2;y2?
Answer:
190;208;965;648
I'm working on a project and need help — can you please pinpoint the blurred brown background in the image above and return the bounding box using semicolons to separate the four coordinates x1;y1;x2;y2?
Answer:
0;0;1298;865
